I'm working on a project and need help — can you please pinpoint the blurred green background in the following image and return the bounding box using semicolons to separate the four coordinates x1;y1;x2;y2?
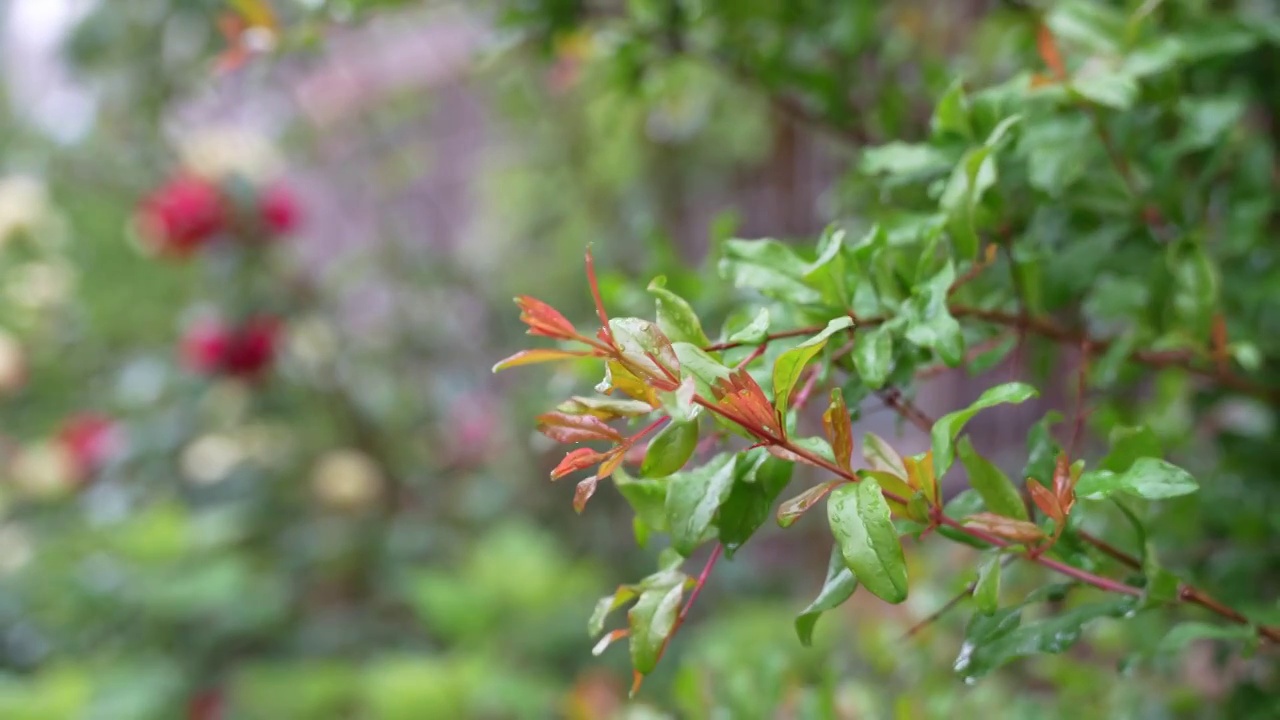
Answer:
0;1;1275;718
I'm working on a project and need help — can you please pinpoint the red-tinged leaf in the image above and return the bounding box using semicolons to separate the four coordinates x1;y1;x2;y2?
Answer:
1051;452;1075;517
557;395;655;419
1029;73;1058;88
574;476;600;513
864;432;907;478
777;480;840;528
713;369;783;439
1028;478;1063;523
767;445;826;468
536;412;625;444
552;447;608;480
591;628;629;656
630;670;643;698
492;348;588;373
822;388;854;472
597;361;660;407
1211;313;1229;372
516;295;579;340
597;448;627;480
964;512;1046;544
585;248;614;346
1037;24;1067;80
904;452;939;506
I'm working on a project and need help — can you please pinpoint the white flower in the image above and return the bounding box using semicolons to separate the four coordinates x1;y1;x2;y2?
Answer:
178;126;284;184
180;434;244;485
9;441;77;499
7;261;75;310
311;449;384;511
0;175;50;245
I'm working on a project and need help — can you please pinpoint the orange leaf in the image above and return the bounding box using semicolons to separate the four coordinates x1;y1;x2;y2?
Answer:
776;480;840;528
713;369;782;439
965;512;1046;544
596;448;627;480
904;451;939;507
1051;452;1075;517
536;412;625;444
822;389;854;472
1037;24;1067;80
574;476;600;513
552;447;608;480
493;348;588;373
598;361;660;407
516;296;580;340
1027;478;1063;523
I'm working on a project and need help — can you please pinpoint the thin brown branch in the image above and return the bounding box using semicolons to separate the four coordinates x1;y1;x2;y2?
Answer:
902;555;1018;639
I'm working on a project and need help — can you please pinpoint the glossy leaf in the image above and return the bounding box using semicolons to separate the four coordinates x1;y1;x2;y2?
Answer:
672;342;732;398
772;317;854;413
640;418;699;478
777;480;840;528
957;437;1028;521
492;348;588;373
827;477;908;604
822;388;854;472
557;395;655;419
853;324;893;389
963;512;1044;544
863;432;907;478
573;476;600;513
648;277;710;346
726;308;770;345
931;382;1039;477
795;546;858;646
589;586;638;637
664;454;738;556
718;451;794;557
719;239;823;305
628;581;684;675
614;468;669;533
904;263;964;364
973;555;1001;615
1099;425;1162;473
955;597;1137;678
1075;458;1198;501
536;412;625;444
609;317;680;380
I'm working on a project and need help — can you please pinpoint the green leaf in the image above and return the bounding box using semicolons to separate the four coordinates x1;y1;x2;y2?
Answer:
1157;622;1256;655
1071;71;1139;110
609;317;679;378
973;555;1001;615
719;239;823;305
863;432;907;478
772;317;854;413
648;277;710;346
1140;541;1179;608
641;418;699;478
614;467;669;532
1075;458;1198;501
726;308;770;345
795;546;859;647
957;437;1028;521
718;451;793;557
955;596;1137;678
590;586;638;637
939;116;1020;258
628;580;685;675
827;477;909;604
1100;426;1162;473
931;382;1039;477
1023;411;1063;486
860;142;953;181
904;263;964;364
853;325;893;389
931;78;973;140
672;342;732;397
805;227;851;307
937;489;994;549
665;454;738;555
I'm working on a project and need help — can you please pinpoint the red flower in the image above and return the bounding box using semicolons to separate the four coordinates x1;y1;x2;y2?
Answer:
138;175;225;256
259;183;300;236
57;412;124;479
181;316;281;379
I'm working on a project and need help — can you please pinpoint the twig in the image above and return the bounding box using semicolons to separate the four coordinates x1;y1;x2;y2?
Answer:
902;555;1018;639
